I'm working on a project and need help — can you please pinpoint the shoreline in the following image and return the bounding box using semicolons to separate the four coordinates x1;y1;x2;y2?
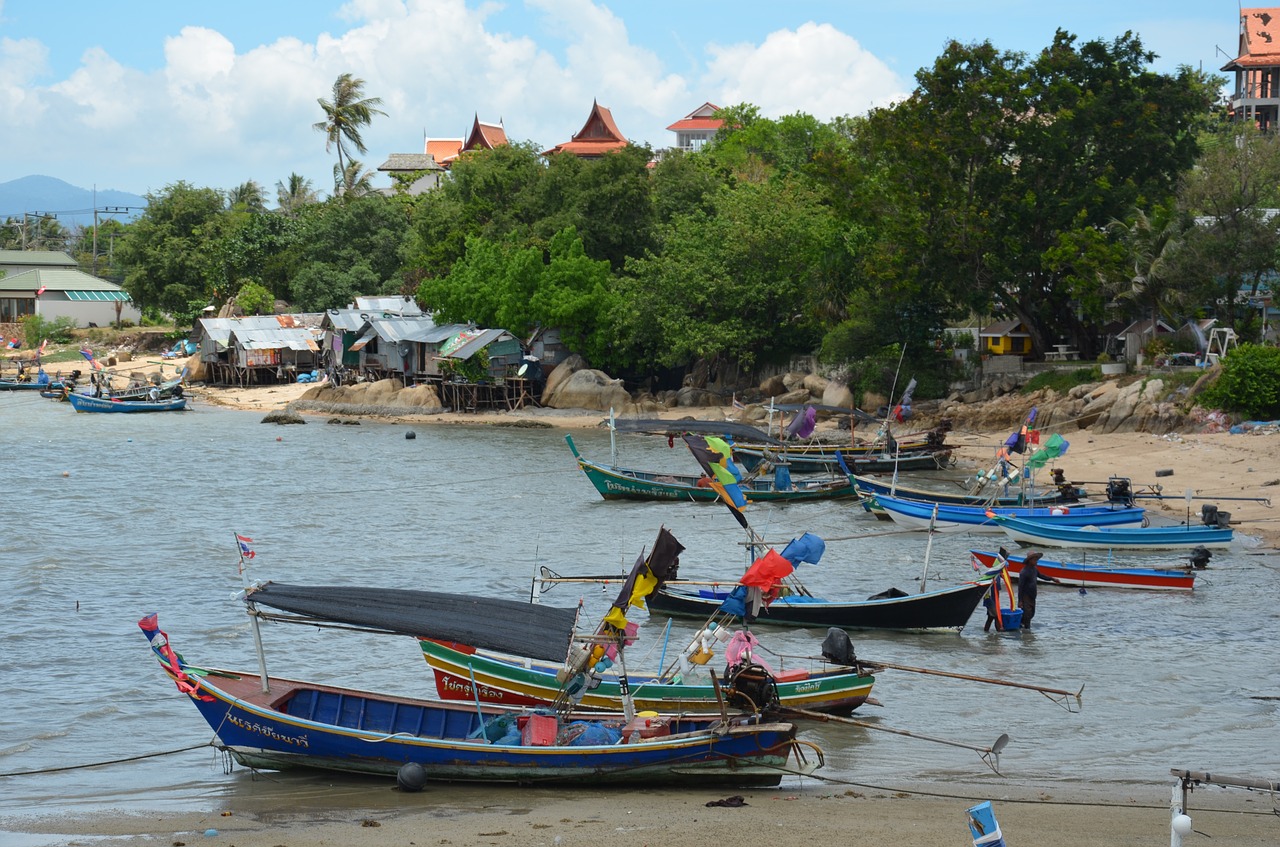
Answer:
4;777;1276;846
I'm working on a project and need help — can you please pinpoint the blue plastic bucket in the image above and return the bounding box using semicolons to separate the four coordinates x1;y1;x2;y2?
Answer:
997;609;1022;631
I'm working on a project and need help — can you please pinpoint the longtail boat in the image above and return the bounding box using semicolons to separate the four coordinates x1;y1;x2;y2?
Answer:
851;473;1085;507
420;638;875;714
990;513;1234;550
969;549;1197;591
67;392;186;413
873;492;1146;534
139;616;812;786
647;579;992;631
565;434;858;503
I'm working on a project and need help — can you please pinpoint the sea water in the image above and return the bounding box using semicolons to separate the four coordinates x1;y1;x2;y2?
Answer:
1;392;1277;820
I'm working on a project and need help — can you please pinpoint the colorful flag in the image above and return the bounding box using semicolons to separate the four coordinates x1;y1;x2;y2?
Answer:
35;285;47;295
732;396;746;411
682;434;749;526
236;534;255;559
1025;433;1069;470
79;347;104;371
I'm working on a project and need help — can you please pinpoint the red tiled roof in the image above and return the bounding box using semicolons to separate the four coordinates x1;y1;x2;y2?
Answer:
425;138;463;163
667;117;723;131
463;115;508;152
542;100;628;157
1223;7;1280;70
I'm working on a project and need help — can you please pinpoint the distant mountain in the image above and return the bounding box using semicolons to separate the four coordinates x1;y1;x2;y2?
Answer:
0;175;147;228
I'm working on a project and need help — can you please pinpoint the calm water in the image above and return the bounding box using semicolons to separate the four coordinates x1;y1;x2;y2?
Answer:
1;392;1277;822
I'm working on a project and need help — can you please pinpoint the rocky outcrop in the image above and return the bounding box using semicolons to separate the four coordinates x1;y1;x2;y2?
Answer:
541;368;632;411
262;409;306;425
542;354;587;404
821;379;854;410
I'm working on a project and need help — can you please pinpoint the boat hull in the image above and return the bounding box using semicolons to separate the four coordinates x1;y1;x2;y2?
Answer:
874;493;1146;534
969;550;1196;591
0;379;64;391
566;435;856;503
420;639;875;714
734;444;949;475
852;474;1082;507
67;393;187;413
992;515;1234;550
647;581;991;631
164;664;803;786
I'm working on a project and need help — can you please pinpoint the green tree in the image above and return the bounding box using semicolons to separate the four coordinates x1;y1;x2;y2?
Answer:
276;172;320;215
1178;126;1280;333
1199;343;1280;418
114;181;225;314
313;73;387;196
1105;205;1195;349
235;280;275;315
288;195;408;310
226;180;267;212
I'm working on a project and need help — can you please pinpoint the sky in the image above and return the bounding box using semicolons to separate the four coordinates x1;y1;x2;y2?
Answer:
0;0;1241;203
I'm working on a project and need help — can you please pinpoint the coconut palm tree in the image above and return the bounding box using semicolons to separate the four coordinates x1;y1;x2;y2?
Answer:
1106;205;1193;353
226;180;267;212
334;159;376;199
275;172;319;215
313;73;386;195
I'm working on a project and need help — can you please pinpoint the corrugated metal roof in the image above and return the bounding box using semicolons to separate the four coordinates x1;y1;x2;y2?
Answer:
199;315;323;347
354;296;424;316
0;250;77;267
324;309;368;331
0;267;130;293
228;325;321;351
444;327;513;359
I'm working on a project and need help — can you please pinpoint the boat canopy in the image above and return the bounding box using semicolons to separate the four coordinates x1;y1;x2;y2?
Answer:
245;582;579;662
611;418;787;445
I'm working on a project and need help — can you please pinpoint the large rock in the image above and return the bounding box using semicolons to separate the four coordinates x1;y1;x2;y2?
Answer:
821;380;855;410
759;375;788;398
364;378;404;403
802;373;830;395
774;388;810;406
542;354;587;404
674;386;720;407
262;409;306;425
390;384;443;410
542;368;632;411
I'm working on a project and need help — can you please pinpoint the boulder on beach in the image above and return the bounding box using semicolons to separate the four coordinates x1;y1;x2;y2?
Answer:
542;368;632;411
262;409;306;425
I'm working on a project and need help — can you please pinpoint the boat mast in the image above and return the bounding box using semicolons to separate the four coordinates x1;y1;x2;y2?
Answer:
235;532;270;694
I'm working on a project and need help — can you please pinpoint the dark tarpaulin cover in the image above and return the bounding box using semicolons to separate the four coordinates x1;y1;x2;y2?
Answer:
246;583;578;663
610;418;786;445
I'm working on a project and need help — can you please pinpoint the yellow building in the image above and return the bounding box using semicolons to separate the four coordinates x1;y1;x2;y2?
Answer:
979;320;1032;356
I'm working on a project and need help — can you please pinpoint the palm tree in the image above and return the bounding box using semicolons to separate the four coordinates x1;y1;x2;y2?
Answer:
313;73;386;195
334;159;376;199
1106;206;1192;353
275;172;319;215
226;180;266;212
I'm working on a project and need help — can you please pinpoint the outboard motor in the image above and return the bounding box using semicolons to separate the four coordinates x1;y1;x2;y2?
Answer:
725;663;780;713
821;627;857;667
1201;504;1231;529
1188;546;1212;569
1052;468;1080;502
1106;476;1134;508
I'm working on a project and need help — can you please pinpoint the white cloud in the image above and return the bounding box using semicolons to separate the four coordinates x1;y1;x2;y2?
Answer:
704;22;909;120
0;2;912;194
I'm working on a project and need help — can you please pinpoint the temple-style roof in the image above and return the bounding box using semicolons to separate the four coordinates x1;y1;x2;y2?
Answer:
542;100;628;157
666;102;723;132
1222;7;1280;69
463;115;508;153
425;137;464;165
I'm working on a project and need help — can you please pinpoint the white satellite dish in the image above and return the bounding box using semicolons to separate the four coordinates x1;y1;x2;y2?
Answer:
517;363;529;377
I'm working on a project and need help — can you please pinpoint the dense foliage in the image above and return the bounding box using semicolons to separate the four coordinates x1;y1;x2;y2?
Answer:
105;35;1276;405
1199;344;1280;419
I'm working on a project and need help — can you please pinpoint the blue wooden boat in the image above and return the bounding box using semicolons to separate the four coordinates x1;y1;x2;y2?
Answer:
67;392;186;413
0;377;64;392
990;513;1234;550
872;492;1146;534
138;615;816;786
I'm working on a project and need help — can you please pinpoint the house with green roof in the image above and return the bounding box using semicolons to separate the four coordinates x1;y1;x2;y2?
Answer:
0;250;139;331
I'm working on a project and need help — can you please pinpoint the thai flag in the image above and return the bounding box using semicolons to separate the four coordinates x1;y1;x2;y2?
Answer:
80;347;104;371
732;395;746;410
236;534;255;559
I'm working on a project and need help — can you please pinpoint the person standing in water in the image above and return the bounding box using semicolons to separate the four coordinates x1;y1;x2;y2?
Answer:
1019;552;1042;628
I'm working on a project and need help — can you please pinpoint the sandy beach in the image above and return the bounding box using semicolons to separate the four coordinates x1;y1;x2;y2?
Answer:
10;371;1275;846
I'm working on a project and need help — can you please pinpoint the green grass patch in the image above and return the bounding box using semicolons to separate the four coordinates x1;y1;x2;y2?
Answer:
1021;367;1101;394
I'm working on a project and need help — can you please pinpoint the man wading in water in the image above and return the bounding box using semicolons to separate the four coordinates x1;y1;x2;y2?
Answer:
1018;552;1042;629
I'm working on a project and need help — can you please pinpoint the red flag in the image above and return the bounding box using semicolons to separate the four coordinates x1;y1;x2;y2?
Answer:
36;285;47;295
236;534;255;559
